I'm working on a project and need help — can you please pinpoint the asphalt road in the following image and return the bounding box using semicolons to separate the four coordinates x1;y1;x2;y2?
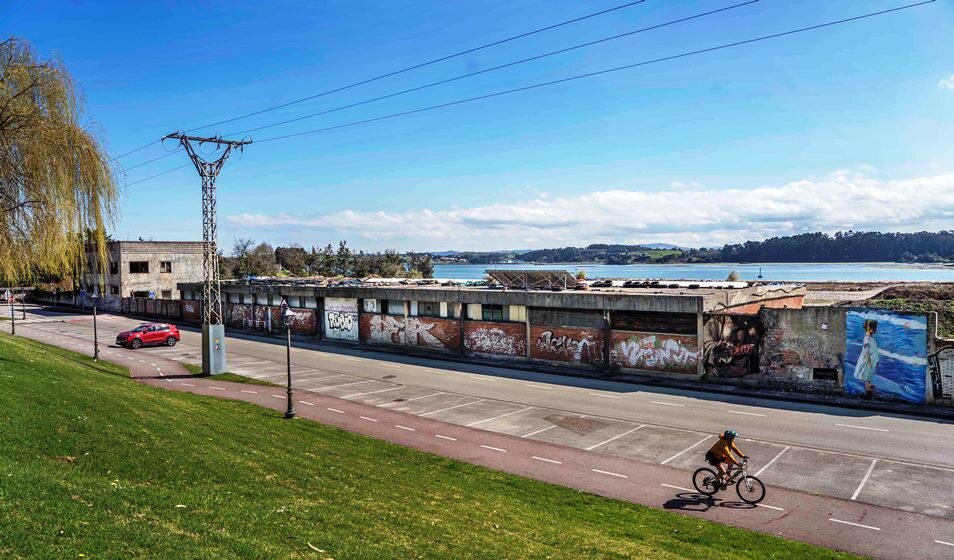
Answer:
8;305;954;557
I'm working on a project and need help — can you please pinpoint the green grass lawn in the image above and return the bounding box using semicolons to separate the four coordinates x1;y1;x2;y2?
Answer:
182;362;279;386
0;333;863;560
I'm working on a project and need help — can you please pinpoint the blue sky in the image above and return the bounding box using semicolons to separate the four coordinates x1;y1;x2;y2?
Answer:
4;0;954;251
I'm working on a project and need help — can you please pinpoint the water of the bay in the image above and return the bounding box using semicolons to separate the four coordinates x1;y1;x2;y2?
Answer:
433;262;954;282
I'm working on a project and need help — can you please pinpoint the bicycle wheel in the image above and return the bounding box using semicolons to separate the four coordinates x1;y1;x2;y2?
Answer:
736;475;765;504
692;468;719;495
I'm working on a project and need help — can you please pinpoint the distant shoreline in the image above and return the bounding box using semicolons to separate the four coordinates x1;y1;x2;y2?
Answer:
442;261;954;270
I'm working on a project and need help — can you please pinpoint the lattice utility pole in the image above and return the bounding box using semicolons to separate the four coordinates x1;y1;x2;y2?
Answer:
164;133;251;375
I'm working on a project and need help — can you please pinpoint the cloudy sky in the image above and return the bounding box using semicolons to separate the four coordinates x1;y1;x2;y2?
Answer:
6;0;954;251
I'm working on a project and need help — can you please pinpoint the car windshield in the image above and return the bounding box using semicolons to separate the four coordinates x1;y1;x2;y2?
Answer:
131;325;151;332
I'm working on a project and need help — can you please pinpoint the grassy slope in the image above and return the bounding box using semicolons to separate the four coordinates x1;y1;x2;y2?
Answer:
0;333;862;560
866;285;954;339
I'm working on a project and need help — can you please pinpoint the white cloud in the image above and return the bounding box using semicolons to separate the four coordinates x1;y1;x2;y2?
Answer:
226;171;954;250
939;74;954;90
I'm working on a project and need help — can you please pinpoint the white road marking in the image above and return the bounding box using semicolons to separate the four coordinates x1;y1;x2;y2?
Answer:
272;394;286;399
466;406;534;427
434;434;457;441
836;423;889;433
726;410;767;417
521;425;556;438
209;386;227;391
754;446;789;477
380;363;401;368
312;380;377;391
340;386;402;398
661;435;710;465
241;390;258;394
756;503;785;511
480;445;506;452
935;540;954;547
328;408;344;414
341;356;360;361
650;401;685;407
661;483;693;492
586;425;646;451
360;416;378;422
180;383;195;387
468;376;495;382
378;392;444;407
588;392;621;399
828;518;880;531
149;362;157;367
851;459;878;501
524;383;553;390
395;425;415;431
419;399;486;417
532;456;562;464
299;401;315;406
138;359;146;363
592;469;627;478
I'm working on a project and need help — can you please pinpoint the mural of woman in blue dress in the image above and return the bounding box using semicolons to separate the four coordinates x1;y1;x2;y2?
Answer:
852;319;880;398
845;309;927;403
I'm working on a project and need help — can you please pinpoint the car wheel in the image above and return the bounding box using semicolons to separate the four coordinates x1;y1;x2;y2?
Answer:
166;336;177;347
130;338;142;350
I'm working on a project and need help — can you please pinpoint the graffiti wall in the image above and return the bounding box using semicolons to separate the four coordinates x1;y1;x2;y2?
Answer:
463;320;527;358
181;300;201;322
360;314;459;351
324;297;359;341
845;308;927;403
530;325;603;365
703;314;764;378
610;331;699;374
226;304;252;329
929;347;954;402
271;307;316;336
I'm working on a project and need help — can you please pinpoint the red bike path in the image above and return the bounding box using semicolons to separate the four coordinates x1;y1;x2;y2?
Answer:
18;323;954;560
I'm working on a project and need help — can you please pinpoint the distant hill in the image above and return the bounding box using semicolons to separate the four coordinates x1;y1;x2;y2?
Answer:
639;243;691;250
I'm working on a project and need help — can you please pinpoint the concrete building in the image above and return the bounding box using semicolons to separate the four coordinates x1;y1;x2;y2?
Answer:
83;241;204;306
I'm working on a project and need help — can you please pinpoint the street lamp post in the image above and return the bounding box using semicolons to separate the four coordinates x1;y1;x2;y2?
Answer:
281;298;295;419
8;296;14;336
91;293;100;361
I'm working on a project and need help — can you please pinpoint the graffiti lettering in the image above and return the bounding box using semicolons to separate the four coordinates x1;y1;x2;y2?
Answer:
327;312;355;332
536;330;597;362
614;334;700;372
466;327;521;356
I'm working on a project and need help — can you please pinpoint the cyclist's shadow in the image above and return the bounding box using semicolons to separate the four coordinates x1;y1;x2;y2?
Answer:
662;492;756;512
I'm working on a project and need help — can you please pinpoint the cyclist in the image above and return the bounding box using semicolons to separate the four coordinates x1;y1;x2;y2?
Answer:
705;429;748;486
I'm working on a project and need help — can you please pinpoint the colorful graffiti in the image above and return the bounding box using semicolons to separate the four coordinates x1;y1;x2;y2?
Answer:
530;326;602;364
324;297;359;341
610;331;699;374
703;315;763;378
845;308;927;403
361;315;459;350
464;321;526;357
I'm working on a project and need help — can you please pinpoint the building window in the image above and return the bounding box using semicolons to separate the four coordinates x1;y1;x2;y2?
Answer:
161;290;172;299
110;285;119;295
417;301;441;317
482;304;505;322
160;261;172;273
387;300;405;316
129;261;149;274
132;290;149;298
109;262;119;275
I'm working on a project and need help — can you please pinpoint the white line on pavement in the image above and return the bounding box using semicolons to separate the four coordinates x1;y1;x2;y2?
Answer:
829;518;880;531
592;469;627;478
209;386;226;391
650;401;685;407
756;503;785;511
586;425;646;451
419;399;485;417
466;406;534;427
395;425;415;431
754;446;790;477
299;401;315;406
341;386;402;398
524;383;553;390
180;383;195;387
936;540;954;547
836;423;889;432
241;390;258;394
272;394;286;399
328;408;344;414
521;425;556;438
435;434;457;441
378;392;444;407
532;456;562;464
587;392;621;399
312;380;377;391
380;363;401;368
661;483;693;492
661;435;710;465
360;416;378;422
726;410;767;417
480;445;506;452
852;459;878;501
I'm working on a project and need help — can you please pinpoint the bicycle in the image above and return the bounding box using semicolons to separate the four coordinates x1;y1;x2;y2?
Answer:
692;457;765;504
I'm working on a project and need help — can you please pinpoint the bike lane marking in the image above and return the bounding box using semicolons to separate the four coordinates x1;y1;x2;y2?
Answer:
754;446;789;477
851;459;878;501
829;518;881;531
660;435;710;465
532;456;562;464
936;540;954;547
661;483;693;492
481;445;506;452
592;469;627;478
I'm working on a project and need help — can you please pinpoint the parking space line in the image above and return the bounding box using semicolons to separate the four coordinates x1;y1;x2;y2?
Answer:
360;416;378;422
661;435;710;465
829;518;880;531
754;446;789;477
341;386;402;399
378;392;444;407
650;401;685;407
727;410;767;417
419;399;486;417
395;425;415;431
481;444;506;452
851;459;878;501
836;423;889;432
521;425;556;438
435;434;457;441
585;425;646;451
661;483;693;492
466;406;534;427
532;456;562;464
592;469;627;478
312;380;377;391
588;392;621;399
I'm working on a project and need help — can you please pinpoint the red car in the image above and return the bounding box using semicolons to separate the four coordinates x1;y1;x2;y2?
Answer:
115;323;180;349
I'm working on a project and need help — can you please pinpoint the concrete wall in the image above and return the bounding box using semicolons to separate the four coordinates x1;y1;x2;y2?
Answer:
760;307;846;389
323;297;358;341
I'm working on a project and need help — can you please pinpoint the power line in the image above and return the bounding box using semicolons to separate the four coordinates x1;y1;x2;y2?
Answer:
108;0;647;162
122;163;191;188
121;149;180;172
123;0;934;187
227;1;758;138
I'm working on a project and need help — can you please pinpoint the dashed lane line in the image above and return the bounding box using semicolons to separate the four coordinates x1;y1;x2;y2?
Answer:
851;459;878;501
419;399;486;417
480;445;506;452
395;425;415;432
650;401;685;407
378;392;444;407
209;386;227;391
524;383;553;390
241;390;258;394
360;416;378;423
466;406;534;427
340;386;403;399
587;392;621;399
754;446;789;477
299;401;315;406
272;394;287;399
661;483;693;492
727;410;767;417
532;456;562;464
836;423;889;433
936;540;954;547
434;434;457;441
521;425;556;438
828;518;881;531
592;469;627;478
660;435;710;465
180;383;195;387
756;503;785;511
585;425;646;451
327;408;344;414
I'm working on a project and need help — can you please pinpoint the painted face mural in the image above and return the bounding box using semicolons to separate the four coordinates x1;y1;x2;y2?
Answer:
845;308;927;403
703;315;763;378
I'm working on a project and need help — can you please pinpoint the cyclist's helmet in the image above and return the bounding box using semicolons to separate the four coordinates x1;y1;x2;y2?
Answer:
723;429;738;440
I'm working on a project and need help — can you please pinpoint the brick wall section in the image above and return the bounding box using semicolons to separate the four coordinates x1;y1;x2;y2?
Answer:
529;325;604;365
463;320;527;358
181;300;201;322
609;331;700;374
759;307;846;385
722;295;806;315
361;314;460;351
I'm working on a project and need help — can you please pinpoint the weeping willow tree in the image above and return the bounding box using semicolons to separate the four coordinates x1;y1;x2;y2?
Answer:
0;37;117;285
